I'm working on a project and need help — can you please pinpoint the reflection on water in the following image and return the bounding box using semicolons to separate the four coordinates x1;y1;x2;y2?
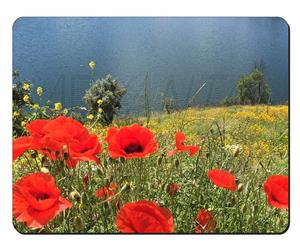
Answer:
13;17;289;114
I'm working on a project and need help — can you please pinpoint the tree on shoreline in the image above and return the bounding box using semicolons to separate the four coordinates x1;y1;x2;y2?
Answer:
237;68;271;105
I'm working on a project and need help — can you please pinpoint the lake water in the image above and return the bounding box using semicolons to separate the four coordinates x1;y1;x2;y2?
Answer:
13;17;289;114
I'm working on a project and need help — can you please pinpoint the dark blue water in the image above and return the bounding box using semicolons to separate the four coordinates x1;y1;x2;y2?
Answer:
13;17;289;114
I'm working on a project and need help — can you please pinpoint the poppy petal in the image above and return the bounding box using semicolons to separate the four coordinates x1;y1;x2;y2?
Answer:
207;169;237;191
13;136;32;160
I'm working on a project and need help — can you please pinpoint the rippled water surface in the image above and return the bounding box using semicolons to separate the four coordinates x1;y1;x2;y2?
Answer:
13;17;289;114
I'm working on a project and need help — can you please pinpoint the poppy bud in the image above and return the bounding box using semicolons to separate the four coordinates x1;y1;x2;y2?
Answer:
121;183;131;192
240;204;247;213
69;190;81;202
97;167;104;176
234;147;240;157
237;183;243;192
174;159;180;168
55;151;60;160
115;199;122;210
252;204;259;213
125;181;136;191
40;167;50;174
63;152;69;160
42;157;51;168
102;158;108;167
30;151;38;158
109;182;118;191
156;155;163;165
157;200;166;207
62;145;68;153
167;183;179;196
228;196;237;206
83;174;89;186
73;216;85;231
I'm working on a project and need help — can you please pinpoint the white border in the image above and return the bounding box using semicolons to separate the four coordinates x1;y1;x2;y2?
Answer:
1;0;299;249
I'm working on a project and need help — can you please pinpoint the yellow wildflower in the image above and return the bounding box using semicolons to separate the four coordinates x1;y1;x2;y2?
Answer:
89;60;96;70
248;124;265;135
87;114;94;120
236;111;256;120
97;99;103;106
98;108;103;114
259;113;275;122
32;104;40;110
37;86;43;96
22;82;31;91
21;121;26;127
54;102;62;111
13;111;20;118
23;95;30;103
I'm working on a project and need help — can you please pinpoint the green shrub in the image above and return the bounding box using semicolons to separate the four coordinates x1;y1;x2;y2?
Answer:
162;97;176;114
83;75;127;125
237;68;271;105
221;96;239;106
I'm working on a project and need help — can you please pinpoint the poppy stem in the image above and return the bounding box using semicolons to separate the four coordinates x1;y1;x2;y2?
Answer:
195;150;201;176
137;158;144;197
24;154;34;172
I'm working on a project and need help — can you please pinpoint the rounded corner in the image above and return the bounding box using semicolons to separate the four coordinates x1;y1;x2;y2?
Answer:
12;220;26;235
12;17;28;32
275;17;290;31
278;220;290;235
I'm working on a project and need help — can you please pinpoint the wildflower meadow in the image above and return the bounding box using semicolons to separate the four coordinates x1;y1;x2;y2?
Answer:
12;74;289;233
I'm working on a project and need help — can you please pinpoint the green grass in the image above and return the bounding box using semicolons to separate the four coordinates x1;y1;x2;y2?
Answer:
13;105;288;233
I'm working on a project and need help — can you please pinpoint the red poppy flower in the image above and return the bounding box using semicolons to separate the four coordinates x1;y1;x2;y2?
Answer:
264;175;288;209
95;186;114;200
207;169;237;191
116;200;174;233
83;174;89;186
27;117;84;152
13;173;72;229
105;124;158;159
13;116;102;168
109;182;118;191
68;134;102;165
167;183;179;196
195;208;216;233
13;136;32;160
167;132;200;157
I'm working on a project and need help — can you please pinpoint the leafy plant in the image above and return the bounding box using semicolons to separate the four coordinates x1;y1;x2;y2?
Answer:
237;68;271;105
162;96;176;114
83;75;127;125
222;95;239;106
